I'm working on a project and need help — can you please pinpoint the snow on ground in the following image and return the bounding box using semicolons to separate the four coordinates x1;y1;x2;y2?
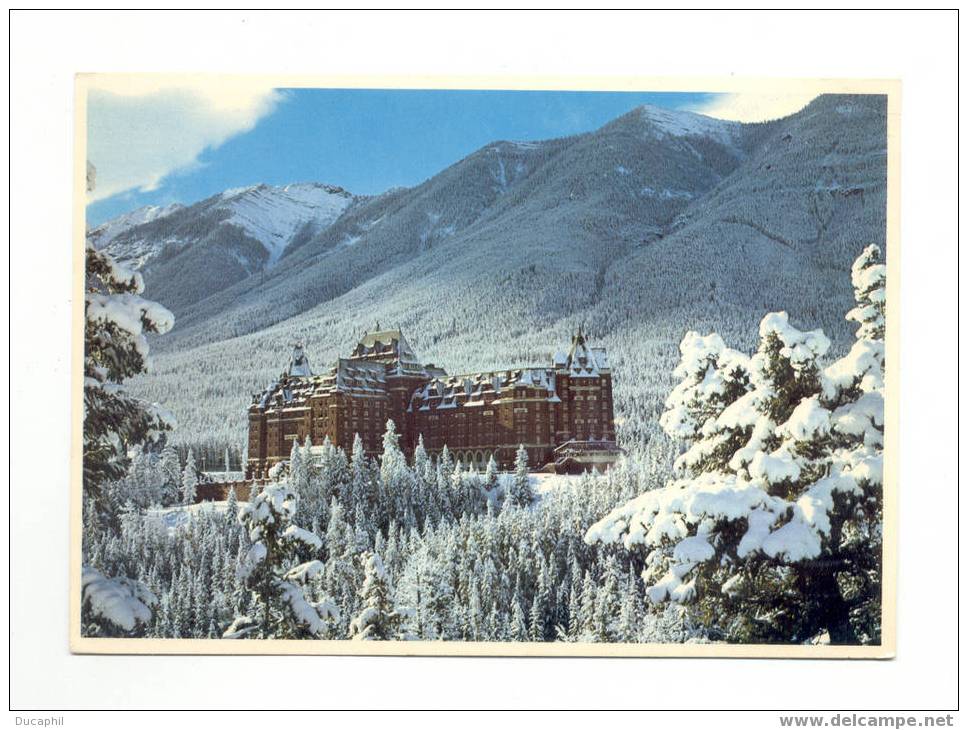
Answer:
202;470;245;481
147;501;231;533
530;472;583;495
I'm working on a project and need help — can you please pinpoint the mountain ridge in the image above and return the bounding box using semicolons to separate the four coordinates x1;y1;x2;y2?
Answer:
94;95;887;449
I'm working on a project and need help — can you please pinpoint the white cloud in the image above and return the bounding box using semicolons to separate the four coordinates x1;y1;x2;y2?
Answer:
85;77;284;201
687;92;818;123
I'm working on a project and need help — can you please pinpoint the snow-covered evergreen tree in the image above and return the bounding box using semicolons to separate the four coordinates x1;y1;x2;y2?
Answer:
80;243;175;636
483;455;499;494
593;556;621;642
845;244;886;341
181;450;198;505
83;242;174;523
81;566;156;637
505;445;534;508
349;552;402;640
529;560;552;641
224;487;239;525
586;246;885;644
617;574;641;643
395;538;453;640
225;475;337;639
510;590;528;642
158;444;182;505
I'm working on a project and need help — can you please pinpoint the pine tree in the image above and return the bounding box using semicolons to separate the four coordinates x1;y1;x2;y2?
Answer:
470;463;487;513
350;433;374;518
578;571;597;641
528;593;544;642
225;475;337;639
483;455;499;493
450;459;465;515
289;438;303;486
506;445;534;508
466;576;483;641
353;504;372;552
349;552;401;640
412;434;433;526
510;590;529;642
586;246;886;645
617;575;640;643
80;244;172;636
405;541;454;640
288;438;313;527
158;445;182;507
566;581;582;640
529;559;552;641
433;447;454;519
224;488;239;527
594;557;621;642
181;450;198;505
846;244;886;341
83;243;175;525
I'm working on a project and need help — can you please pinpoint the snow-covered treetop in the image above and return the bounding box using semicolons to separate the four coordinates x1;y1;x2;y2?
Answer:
757;312;831;371
81;565;155;633
586;246;885;617
846;244;886;341
83;243;176;501
659;330;751;443
85;242;174;385
237;477;322;589
361;552;388;584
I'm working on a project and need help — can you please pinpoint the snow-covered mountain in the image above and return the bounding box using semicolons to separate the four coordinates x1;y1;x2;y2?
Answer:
151;103;754;337
207;182;355;266
87;202;183;249
90;182;354;308
109;95;887;450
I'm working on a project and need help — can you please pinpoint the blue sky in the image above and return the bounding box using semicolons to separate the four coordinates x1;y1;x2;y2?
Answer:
86;86;813;225
87;88;722;225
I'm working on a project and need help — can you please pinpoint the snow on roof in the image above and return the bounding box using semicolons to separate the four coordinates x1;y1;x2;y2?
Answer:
591;347;609;371
286;344;312;378
563;329;604;378
409;366;558;410
257;329;610;416
351;328;428;372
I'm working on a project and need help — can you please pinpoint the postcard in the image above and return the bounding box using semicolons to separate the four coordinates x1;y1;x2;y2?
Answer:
72;74;898;657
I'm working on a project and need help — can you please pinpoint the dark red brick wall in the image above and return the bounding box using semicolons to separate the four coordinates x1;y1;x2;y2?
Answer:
195;481;258;502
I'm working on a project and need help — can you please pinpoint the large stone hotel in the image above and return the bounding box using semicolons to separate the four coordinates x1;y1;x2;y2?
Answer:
245;328;620;478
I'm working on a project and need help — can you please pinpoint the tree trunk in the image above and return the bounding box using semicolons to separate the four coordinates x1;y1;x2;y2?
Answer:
817;570;857;645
